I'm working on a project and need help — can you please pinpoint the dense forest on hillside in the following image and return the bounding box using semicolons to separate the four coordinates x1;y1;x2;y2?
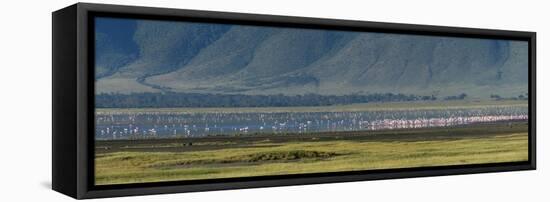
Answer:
95;92;448;108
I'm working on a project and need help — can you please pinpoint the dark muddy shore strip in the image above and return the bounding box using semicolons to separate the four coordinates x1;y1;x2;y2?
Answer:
95;121;527;154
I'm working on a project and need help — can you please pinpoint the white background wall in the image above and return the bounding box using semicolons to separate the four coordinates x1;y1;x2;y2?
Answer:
0;0;546;201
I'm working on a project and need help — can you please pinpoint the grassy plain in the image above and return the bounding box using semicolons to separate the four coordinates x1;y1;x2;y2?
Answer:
95;121;528;185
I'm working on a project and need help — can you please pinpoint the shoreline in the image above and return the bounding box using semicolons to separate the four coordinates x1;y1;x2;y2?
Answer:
95;120;528;153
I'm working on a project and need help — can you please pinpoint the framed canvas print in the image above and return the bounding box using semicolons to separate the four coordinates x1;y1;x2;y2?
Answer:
52;3;536;199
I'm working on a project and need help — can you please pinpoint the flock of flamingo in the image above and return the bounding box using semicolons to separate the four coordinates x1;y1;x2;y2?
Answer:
95;106;528;140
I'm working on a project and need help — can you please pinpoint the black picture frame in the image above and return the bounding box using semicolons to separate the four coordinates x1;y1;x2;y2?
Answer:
52;2;536;199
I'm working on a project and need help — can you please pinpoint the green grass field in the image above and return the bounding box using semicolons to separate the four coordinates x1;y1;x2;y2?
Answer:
95;121;528;185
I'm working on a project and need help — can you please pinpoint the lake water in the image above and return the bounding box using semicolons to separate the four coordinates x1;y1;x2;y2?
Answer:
95;105;528;139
